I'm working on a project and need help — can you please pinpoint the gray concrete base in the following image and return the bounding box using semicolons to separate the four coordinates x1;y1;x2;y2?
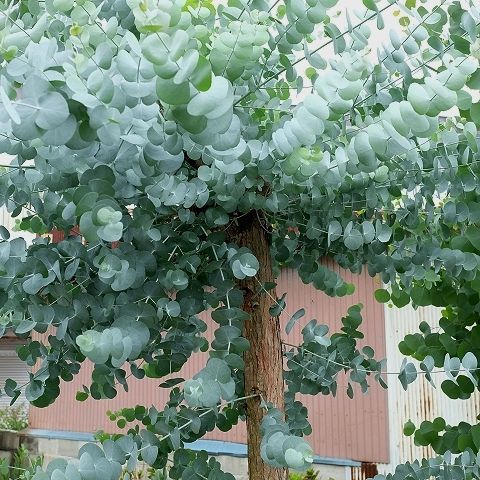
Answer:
0;429;20;451
34;439;349;480
0;450;12;464
19;432;354;480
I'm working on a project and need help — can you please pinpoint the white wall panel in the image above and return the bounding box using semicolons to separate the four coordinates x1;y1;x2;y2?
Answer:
0;346;29;408
379;304;480;473
0;206;35;242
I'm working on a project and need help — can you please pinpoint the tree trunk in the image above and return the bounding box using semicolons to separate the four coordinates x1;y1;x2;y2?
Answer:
228;212;287;480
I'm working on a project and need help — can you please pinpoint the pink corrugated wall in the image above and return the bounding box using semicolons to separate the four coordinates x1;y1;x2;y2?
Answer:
29;264;388;463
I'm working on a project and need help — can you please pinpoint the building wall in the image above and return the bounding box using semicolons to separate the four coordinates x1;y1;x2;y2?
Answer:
380;304;480;473
0;206;34;242
0;344;29;408
29;263;389;464
0;207;14;234
0;207;33;407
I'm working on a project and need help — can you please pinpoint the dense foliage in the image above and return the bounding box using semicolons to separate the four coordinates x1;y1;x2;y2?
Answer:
0;403;29;431
0;0;480;478
0;444;44;480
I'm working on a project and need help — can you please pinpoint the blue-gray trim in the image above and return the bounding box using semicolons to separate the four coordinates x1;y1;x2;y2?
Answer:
24;429;361;467
24;429;95;442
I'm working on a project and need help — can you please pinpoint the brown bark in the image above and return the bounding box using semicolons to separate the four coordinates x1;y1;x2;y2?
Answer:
227;212;287;480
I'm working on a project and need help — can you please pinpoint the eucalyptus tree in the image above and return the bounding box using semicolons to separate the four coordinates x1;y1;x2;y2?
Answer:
0;0;480;479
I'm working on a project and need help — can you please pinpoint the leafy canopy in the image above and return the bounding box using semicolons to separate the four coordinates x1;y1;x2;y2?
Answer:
0;0;480;478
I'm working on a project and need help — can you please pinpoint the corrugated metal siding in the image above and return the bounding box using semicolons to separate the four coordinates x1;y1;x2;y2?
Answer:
29;264;389;463
1;207;32;409
1;206;15;232
379;304;480;474
0;206;35;242
277;265;388;463
0;346;30;407
351;462;379;480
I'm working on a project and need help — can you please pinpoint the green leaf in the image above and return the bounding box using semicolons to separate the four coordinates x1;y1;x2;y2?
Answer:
25;379;44;402
75;391;89;402
284;448;305;470
343;228;364;250
375;221;392;243
159;378;185;388
0;459;9;477
403;420;416;436
41;115;76;145
410;287;431;307
398;360;417;390
361;221;375;243
53;0;74;12
0;85;20;123
471;424;480;449
156;77;191;105
187;76;232;118
285;308;305;334
269;292;286;317
327;220;342;246
324;23;346;54
23;272;54;295
190;55;212;92
362;0;378;11
441;379;461;399
465;226;480;251
374;289;390;303
407;83;430;115
467;70;480;90
232;253;259;279
462;352;477;371
204;358;231;384
470;103;480;126
141;445;158;466
391;291;410;308
98;222;123;242
35;92;70;130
